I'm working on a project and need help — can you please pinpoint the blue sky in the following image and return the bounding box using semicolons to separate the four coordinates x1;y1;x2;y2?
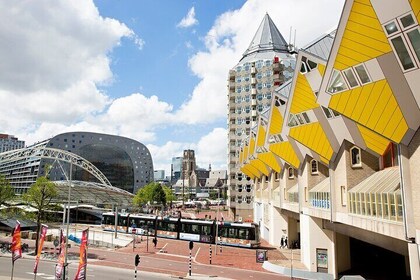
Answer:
0;0;344;176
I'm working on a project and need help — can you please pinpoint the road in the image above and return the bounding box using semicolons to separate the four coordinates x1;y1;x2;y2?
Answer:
0;257;181;280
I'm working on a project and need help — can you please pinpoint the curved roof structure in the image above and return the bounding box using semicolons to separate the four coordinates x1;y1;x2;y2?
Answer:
241;13;289;60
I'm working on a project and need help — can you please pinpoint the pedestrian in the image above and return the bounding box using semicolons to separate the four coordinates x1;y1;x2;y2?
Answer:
280;237;284;248
284;236;288;249
153;237;157;248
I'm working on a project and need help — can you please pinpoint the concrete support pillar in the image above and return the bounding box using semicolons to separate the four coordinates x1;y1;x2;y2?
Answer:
300;215;335;276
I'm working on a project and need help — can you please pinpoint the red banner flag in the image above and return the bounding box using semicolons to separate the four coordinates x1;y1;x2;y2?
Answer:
11;220;22;263
74;229;89;280
55;229;65;280
34;224;48;274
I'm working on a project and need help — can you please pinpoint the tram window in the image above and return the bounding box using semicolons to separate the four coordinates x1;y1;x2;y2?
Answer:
228;228;237;238
192;225;199;234
219;227;228;238
249;228;256;241
202;225;211;235
238;229;249;240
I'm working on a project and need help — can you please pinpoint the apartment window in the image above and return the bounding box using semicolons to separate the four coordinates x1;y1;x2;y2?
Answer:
341;186;347;206
311;160;318;175
354;64;371;84
238;185;243;192
327;70;348;93
350;146;362;167
275;172;280;181
237;173;243;181
304;187;308;202
237;195;243;204
322;106;340;119
384;12;420;71
382;143;398;169
246;196;252;204
230;196;236;202
288;167;294;179
246;184;252;192
343;68;359;88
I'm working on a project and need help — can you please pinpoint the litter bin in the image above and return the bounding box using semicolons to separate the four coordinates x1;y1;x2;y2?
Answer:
256;250;267;263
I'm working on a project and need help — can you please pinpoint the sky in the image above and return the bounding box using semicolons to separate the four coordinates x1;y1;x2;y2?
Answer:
0;0;345;177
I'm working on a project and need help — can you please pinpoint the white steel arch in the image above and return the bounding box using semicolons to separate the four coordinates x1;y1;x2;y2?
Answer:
0;144;112;187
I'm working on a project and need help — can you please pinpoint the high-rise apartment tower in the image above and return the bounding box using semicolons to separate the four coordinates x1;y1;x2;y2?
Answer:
227;14;296;221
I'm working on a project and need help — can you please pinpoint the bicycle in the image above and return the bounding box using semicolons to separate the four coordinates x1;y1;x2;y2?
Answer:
1;242;11;253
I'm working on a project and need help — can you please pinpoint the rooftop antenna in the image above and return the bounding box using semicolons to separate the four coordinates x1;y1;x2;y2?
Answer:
289;26;292;47
294;29;297;51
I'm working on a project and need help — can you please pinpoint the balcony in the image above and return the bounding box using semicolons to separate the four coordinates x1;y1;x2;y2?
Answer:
251;78;256;84
251;99;257;106
251;67;256;74
251;88;257;95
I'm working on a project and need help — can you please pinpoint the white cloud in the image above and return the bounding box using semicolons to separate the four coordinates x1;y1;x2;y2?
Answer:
176;0;345;124
177;7;198;28
0;0;144;140
185;41;193;49
147;127;227;178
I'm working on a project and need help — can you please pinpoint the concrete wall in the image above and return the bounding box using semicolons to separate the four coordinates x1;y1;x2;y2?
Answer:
300;215;335;276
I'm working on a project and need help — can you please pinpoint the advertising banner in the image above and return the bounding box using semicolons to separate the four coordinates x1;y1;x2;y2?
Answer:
34;224;48;274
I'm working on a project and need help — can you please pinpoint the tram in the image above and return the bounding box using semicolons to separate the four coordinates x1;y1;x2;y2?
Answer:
101;212;260;248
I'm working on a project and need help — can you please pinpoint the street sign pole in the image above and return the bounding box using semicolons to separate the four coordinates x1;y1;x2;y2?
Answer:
189;241;194;276
209;244;212;264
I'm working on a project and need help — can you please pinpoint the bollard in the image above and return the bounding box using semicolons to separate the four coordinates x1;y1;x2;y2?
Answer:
189;249;192;276
220;243;222;254
209;244;212;264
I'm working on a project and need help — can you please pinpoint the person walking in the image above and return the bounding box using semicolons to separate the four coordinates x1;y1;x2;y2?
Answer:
284;236;288;249
152;237;157;248
280;237;284;248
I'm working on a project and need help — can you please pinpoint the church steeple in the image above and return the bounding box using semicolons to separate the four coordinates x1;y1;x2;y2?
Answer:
242;13;289;59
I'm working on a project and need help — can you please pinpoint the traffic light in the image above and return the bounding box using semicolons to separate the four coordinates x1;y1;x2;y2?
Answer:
135;254;140;266
189;241;194;250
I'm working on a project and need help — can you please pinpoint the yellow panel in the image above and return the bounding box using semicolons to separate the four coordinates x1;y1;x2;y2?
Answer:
357;124;390;155
318;63;326;77
332;0;392;71
343;86;362;116
392;119;409;143
258;152;281;173
290;73;319;114
250;159;270;177
240;166;254;179
358;80;386;124
337;45;372;63
346;21;389;44
348;10;384;31
335;53;360;69
269;142;300;168
335;90;352;113
242;165;258;179
340;38;386;60
249;137;255;157
257;126;266;147
375;104;397;134
246;164;261;178
269;107;283;135
243;144;249;161
366;82;392;128
328;91;341;110
352;2;380;19
350;83;375;121
410;0;420;23
289;122;333;161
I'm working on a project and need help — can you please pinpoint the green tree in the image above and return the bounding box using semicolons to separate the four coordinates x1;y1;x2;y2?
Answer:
133;182;173;208
151;184;166;206
162;186;176;204
133;183;155;206
24;176;58;254
0;174;14;205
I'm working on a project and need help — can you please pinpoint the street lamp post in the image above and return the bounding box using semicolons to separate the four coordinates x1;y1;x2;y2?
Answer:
63;161;72;280
215;188;221;255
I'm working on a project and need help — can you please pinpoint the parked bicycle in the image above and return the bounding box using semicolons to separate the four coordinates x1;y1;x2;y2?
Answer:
0;242;11;253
